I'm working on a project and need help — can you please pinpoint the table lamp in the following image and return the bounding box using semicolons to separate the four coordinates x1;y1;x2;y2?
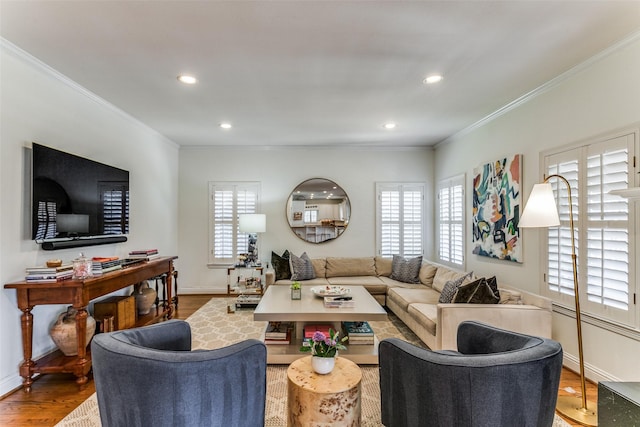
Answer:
519;174;597;426
239;214;266;267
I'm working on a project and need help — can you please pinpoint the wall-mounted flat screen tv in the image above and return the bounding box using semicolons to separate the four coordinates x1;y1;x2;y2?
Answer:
32;143;129;244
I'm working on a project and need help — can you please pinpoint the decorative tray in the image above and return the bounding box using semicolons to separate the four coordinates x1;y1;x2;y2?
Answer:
310;286;350;298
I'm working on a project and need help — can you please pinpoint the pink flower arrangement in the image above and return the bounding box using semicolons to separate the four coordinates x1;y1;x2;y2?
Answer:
300;328;348;358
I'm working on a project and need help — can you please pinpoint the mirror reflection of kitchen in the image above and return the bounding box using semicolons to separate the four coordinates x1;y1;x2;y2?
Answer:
286;178;351;243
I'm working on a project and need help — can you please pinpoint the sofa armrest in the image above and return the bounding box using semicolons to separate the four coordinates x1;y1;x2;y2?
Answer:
265;270;275;288
436;303;552;351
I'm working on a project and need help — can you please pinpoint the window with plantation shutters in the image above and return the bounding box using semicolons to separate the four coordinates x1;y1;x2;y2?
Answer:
99;182;129;235
437;175;465;267
208;182;260;265
376;183;425;258
543;131;636;326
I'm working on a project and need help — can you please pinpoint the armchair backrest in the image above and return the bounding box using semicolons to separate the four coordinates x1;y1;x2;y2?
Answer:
379;321;563;427
91;320;267;427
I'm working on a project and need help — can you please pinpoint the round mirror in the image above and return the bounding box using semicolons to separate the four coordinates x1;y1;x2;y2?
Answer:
286;178;351;243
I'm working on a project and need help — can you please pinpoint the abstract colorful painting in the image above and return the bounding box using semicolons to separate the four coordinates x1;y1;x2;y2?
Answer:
472;154;522;262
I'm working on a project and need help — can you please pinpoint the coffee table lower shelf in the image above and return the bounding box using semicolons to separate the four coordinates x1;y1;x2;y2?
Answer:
264;336;380;365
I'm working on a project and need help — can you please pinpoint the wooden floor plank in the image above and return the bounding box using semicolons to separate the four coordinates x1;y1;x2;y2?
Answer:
0;294;597;427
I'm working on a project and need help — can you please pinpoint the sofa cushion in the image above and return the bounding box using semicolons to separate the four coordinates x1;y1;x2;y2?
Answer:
453;278;500;304
439;272;475;303
327;277;388;295
407;303;437;336
271;250;291;281
273;278;330;287
419;263;438;286
375;256;393;277
325;257;376;278
290;252;316;281
432;266;472;293
379;276;426;290
390;255;422;284
311;258;327;278
387;287;441;311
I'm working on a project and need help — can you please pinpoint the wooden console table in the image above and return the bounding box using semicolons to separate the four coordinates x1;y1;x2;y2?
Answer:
4;256;177;392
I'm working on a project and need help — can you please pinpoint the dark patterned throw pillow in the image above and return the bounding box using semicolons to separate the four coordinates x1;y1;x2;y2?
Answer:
486;276;500;300
290;252;316;281
438;272;474;303
390;255;423;284
453;278;500;304
271;250;291;281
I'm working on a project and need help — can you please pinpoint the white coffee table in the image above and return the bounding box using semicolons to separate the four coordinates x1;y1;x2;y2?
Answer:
254;285;388;364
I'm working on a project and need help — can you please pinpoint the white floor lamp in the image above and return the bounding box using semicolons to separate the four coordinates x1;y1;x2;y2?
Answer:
519;174;597;427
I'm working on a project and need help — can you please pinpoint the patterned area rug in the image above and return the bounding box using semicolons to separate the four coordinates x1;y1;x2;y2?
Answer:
55;297;571;427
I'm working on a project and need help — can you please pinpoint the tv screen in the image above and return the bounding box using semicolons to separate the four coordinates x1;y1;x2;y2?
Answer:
32;143;129;242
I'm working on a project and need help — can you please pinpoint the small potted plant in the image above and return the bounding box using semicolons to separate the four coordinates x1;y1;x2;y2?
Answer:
291;281;301;300
300;328;348;374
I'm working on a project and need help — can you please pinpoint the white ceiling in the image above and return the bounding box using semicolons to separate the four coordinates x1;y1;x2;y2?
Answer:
2;1;639;147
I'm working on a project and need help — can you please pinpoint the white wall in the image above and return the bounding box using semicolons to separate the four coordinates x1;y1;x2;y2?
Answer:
0;41;179;396
178;146;434;293
434;35;640;382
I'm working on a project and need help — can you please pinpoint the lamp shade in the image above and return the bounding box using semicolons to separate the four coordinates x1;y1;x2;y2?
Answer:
238;214;266;233
519;183;560;228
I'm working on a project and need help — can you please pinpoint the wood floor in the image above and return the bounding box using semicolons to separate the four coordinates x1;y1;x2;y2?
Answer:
0;294;598;427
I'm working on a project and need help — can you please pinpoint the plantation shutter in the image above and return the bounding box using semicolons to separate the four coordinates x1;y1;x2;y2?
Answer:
543;132;635;326
376;183;424;258
437;175;464;266
209;182;260;265
99;182;129;235
545;153;580;298
584;137;631;321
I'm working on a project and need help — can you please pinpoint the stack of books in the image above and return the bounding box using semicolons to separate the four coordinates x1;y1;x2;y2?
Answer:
302;323;334;346
264;321;293;345
324;296;355;308
128;249;160;261
342;321;375;345
25;264;73;282
91;257;122;275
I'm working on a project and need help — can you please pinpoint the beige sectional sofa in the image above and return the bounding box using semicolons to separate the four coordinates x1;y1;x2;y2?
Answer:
265;256;552;350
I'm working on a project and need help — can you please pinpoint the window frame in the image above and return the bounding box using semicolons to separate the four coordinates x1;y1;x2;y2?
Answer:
539;128;638;329
375;182;426;259
208;181;261;266
436;174;466;268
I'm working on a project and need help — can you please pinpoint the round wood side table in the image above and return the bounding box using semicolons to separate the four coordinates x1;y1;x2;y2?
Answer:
287;356;362;426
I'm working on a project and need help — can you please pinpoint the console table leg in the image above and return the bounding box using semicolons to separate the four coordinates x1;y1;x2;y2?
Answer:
74;307;90;387
19;307;35;392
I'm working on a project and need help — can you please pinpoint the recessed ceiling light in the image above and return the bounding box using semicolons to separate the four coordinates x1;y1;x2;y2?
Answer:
177;74;197;84
220;123;232;129
423;74;443;84
383;122;396;130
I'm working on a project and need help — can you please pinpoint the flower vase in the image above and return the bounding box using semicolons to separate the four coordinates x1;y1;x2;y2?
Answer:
291;288;301;300
49;306;96;356
132;281;157;315
311;356;335;375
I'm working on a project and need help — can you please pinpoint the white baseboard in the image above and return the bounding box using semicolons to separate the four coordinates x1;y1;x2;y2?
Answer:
0;373;25;398
562;352;620;384
177;286;226;295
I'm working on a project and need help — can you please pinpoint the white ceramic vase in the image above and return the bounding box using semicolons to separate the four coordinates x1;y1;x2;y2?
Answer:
311;356;335;375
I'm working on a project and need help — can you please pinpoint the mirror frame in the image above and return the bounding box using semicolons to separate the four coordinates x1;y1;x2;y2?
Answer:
286;178;351;244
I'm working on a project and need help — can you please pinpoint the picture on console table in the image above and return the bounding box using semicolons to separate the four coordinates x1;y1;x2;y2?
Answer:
472;154;522;263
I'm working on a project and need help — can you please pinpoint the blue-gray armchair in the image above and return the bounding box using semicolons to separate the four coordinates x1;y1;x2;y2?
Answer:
379;321;563;427
91;320;267;427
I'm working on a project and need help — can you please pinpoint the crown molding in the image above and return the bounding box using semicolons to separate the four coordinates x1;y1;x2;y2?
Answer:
437;29;640;149
1;38;179;150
